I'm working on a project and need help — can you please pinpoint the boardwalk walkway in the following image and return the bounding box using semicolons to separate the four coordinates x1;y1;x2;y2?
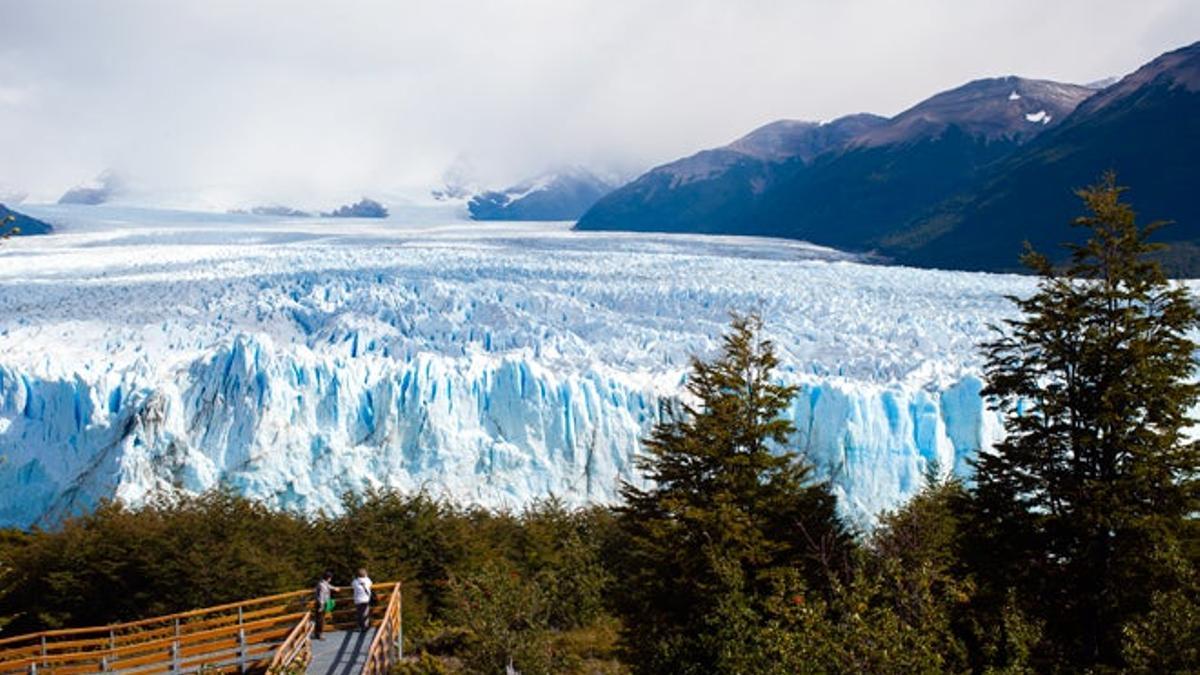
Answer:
0;581;402;674
309;629;377;675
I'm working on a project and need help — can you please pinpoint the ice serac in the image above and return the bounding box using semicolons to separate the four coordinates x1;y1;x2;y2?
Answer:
790;376;1003;521
0;334;1001;529
0;336;663;526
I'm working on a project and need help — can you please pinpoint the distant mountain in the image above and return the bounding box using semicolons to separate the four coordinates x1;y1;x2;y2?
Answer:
569;38;1200;275
468;169;617;221
750;77;1096;250
0;204;53;236
853;77;1091;147
230;205;313;217
576;114;887;234
578;76;1094;246
893;41;1200;273
58;171;123;205
323;198;389;218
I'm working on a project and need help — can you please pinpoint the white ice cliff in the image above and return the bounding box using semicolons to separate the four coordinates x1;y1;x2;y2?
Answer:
0;205;1032;529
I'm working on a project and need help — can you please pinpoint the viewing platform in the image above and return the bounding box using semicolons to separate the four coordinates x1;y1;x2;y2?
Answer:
0;581;402;674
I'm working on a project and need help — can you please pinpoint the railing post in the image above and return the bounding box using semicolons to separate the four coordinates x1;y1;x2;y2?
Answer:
27;663;36;675
237;605;248;674
172;615;182;672
37;634;46;675
100;654;109;672
237;627;248;674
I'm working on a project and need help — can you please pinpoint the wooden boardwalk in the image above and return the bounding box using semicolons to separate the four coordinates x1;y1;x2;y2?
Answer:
0;582;402;674
308;629;376;675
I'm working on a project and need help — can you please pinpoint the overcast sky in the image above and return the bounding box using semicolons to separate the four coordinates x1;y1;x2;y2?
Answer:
1;0;1197;208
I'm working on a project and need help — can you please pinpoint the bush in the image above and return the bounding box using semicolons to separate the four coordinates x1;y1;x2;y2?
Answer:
445;560;564;675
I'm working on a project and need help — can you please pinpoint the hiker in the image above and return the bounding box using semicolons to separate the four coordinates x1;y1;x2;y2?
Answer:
313;570;338;640
351;567;373;632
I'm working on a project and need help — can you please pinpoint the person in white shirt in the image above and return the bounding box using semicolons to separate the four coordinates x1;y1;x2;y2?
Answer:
351;568;374;632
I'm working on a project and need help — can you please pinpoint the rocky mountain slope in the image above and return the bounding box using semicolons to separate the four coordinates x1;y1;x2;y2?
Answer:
578;42;1200;274
895;41;1200;272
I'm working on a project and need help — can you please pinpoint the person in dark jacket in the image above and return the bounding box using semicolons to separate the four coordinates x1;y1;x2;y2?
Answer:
313;570;338;639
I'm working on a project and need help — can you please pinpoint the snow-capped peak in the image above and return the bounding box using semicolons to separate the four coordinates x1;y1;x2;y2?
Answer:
1024;110;1051;124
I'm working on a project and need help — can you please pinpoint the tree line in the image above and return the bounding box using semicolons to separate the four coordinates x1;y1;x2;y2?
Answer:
1;173;1197;673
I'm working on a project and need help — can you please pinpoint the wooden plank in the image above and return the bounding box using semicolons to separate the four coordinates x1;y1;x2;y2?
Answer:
119;610;304;655
109;589;307;629
108;624;292;668
109;648;174;670
242;626;292;644
0;656;33;669
180;643;241;662
0;644;43;660
121;665;172;675
184;643;280;669
159;602;290;637
55;664;108;675
4;650;107;666
178;629;287;661
33;634;113;652
177;636;240;659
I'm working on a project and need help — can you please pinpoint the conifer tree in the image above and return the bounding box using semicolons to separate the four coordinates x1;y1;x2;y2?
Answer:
613;313;850;674
970;172;1200;667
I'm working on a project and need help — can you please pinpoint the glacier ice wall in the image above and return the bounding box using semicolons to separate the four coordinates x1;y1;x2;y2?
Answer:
0;337;1003;529
0;206;1033;529
0;338;660;525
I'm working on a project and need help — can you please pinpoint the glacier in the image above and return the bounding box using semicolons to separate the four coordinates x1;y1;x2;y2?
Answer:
0;204;1035;529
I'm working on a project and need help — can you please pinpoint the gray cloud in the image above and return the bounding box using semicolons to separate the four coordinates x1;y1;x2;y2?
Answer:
0;0;1197;208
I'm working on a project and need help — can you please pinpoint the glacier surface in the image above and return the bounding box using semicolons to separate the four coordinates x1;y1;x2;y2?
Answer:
0;204;1038;529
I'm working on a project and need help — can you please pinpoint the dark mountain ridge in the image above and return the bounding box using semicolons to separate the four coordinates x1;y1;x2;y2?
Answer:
577;42;1200;274
577;76;1094;242
577;113;887;234
894;41;1200;272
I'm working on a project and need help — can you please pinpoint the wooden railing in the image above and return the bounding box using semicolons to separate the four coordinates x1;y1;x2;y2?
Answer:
362;583;403;675
0;581;400;674
0;589;310;674
265;611;312;675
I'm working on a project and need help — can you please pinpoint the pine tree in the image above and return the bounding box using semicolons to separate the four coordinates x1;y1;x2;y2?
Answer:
613;313;850;674
969;172;1200;667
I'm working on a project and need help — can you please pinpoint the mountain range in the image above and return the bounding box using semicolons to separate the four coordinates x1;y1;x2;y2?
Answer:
577;41;1200;274
468;168;618;221
58;170;123;206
